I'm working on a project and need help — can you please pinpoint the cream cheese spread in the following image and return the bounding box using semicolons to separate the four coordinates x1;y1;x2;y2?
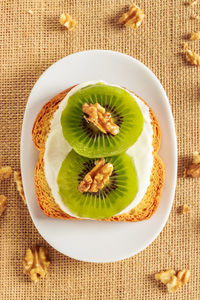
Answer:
44;81;154;218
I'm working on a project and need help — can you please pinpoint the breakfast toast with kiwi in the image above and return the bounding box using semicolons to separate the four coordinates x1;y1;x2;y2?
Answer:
33;83;165;221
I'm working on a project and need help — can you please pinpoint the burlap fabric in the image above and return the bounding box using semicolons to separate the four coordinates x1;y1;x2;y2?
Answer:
0;0;199;299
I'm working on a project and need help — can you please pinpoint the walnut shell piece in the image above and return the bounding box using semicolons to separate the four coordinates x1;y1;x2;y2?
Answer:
0;195;7;217
23;246;50;282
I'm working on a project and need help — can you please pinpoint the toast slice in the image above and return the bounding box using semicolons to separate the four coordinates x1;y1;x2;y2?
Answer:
33;86;165;222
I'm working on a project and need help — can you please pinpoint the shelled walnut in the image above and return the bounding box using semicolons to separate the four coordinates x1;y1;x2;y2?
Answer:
78;158;113;193
14;171;26;204
188;0;198;5
0;195;7;217
83;103;119;135
185;49;200;65
0;166;12;181
182;204;190;214
118;4;144;29
60;13;76;31
191;14;200;20
185;151;200;177
23;246;50;282
190;31;200;40
155;269;190;293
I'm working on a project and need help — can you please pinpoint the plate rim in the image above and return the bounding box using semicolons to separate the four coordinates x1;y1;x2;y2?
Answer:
20;50;177;263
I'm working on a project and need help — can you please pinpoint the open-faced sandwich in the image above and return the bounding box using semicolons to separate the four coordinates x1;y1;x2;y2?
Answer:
32;81;165;221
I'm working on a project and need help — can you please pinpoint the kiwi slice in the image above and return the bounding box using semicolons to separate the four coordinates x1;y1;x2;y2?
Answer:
61;83;144;158
57;150;138;219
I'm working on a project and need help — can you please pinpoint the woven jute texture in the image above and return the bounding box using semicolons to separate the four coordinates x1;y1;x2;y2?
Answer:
0;0;199;299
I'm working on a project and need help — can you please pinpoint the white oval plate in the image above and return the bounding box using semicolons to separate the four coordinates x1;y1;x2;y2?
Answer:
21;50;177;263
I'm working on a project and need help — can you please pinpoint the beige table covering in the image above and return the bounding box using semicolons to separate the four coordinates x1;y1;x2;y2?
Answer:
0;1;199;299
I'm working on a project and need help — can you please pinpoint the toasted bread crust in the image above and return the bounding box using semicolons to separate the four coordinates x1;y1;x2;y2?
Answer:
33;86;165;222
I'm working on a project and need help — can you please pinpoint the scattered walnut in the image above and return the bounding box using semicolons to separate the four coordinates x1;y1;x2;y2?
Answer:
118;4;144;29
0;195;7;217
59;13;76;31
23;246;50;282
155;269;176;284
190;31;200;40
185;151;200;177
78;158;113;193
177;269;191;285
182;204;190;214
185;48;200;65
183;42;189;50
193;151;200;163
0;166;12;181
191;14;200;20
166;275;182;293
83;103;119;135
14;171;26;204
155;269;190;293
188;0;198;5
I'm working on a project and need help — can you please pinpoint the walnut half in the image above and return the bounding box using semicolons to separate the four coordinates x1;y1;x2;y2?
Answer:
83;103;119;135
23;246;50;282
118;4;144;29
155;269;190;293
78;158;113;193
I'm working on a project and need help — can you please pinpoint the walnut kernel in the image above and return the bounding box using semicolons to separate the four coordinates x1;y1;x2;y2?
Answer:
78;158;113;193
118;4;144;29
188;0;198;5
177;269;191;285
83;103;119;135
185;151;200;177
0;166;12;181
193;151;200;163
191;14;200;20
23;246;50;282
0;195;7;217
155;269;175;284
14;171;26;204
60;13;76;31
185;49;200;65
166;276;182;293
190;31;200;40
155;269;190;293
182;204;190;214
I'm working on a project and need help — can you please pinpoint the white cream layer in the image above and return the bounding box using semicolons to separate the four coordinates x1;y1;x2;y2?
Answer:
44;81;154;218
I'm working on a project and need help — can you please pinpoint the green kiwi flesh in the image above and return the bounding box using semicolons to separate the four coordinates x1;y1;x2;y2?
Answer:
57;150;138;219
61;83;144;158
